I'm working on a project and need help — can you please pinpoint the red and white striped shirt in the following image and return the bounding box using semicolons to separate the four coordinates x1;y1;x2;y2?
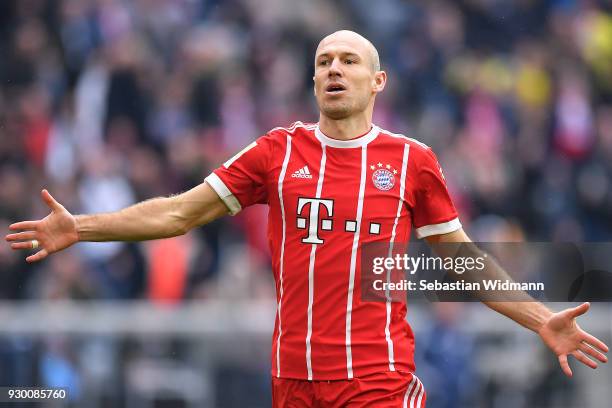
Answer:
205;122;460;380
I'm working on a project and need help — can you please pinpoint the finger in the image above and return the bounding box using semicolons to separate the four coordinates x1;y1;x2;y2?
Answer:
568;302;590;318
558;354;572;377
581;331;610;353
572;350;598;369
26;249;48;263
5;231;37;242
41;189;62;211
11;242;39;250
580;342;608;363
8;221;38;231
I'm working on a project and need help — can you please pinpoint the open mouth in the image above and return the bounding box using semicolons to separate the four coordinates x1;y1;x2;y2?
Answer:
325;83;346;94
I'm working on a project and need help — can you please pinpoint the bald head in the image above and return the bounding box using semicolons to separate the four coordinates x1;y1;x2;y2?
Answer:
313;29;387;121
316;30;380;72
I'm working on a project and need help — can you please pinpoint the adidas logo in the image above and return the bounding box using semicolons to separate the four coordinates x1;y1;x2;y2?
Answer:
291;165;313;179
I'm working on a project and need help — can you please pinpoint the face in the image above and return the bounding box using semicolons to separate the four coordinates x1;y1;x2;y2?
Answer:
313;32;385;120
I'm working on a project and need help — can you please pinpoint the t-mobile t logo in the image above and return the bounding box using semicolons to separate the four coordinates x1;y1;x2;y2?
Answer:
296;197;334;244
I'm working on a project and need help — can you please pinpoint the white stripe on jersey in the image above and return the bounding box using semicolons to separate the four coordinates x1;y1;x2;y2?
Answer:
384;143;411;371
415;218;462;239
275;135;292;377
223;141;258;169
345;144;368;379
204;173;242;215
269;121;316;134
402;374;425;408
379;127;430;149
414;378;425;408
403;374;418;408
305;144;327;380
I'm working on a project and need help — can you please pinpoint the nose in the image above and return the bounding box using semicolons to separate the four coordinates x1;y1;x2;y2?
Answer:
328;57;343;77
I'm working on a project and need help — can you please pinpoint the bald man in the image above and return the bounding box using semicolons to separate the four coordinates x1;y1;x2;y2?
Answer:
6;30;608;407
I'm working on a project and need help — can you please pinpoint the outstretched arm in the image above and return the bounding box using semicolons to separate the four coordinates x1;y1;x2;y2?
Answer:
5;182;228;263
426;228;609;377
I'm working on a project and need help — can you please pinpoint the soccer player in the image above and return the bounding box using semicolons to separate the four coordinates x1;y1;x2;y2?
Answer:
6;30;608;407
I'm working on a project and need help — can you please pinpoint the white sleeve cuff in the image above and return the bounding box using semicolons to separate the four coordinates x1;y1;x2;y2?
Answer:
204;173;242;215
415;218;462;239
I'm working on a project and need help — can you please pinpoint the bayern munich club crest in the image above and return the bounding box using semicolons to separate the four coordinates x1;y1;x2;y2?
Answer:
370;162;397;191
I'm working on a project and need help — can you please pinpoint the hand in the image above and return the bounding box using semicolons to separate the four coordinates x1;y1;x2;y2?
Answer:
5;189;79;263
538;302;609;377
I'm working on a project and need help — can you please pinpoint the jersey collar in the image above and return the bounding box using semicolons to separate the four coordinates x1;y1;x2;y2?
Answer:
314;124;380;148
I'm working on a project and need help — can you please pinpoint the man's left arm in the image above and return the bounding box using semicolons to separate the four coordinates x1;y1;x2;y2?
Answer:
425;228;609;377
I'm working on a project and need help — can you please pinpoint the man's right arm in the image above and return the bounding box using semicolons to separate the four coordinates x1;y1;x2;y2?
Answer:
5;182;228;262
77;182;228;241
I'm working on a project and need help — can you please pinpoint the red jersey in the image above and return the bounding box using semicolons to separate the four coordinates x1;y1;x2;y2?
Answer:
205;121;460;381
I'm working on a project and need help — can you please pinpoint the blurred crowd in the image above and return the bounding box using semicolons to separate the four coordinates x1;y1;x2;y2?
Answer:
2;0;612;301
1;0;612;406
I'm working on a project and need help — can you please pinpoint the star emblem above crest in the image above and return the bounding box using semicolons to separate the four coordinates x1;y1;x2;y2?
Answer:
369;163;397;174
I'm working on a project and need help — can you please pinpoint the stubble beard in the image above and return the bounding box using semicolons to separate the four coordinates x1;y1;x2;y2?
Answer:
321;102;352;119
317;92;371;120
319;94;362;120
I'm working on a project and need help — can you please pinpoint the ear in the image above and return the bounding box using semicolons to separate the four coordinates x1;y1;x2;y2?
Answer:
313;76;317;96
372;71;387;93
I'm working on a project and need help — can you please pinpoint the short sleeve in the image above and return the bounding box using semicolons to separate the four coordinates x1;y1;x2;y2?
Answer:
411;147;461;238
205;134;273;215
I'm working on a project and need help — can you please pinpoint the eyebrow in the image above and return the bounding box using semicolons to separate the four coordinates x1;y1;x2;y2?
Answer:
316;52;361;60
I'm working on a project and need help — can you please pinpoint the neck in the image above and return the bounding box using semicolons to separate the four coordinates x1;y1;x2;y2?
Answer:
318;111;373;141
